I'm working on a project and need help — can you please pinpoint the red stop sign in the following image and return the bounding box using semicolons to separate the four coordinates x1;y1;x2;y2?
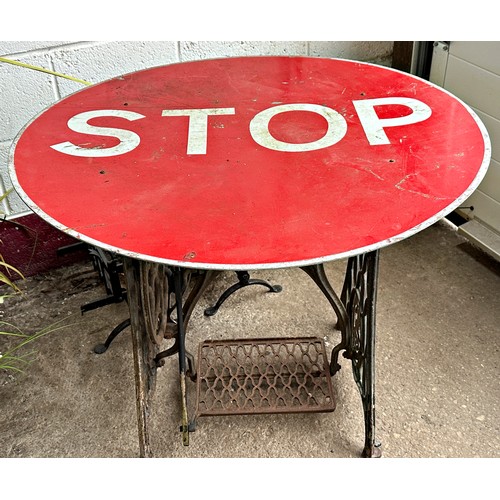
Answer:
9;56;490;269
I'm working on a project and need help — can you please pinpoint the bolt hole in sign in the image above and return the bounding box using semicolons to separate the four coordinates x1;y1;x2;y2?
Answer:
10;57;490;269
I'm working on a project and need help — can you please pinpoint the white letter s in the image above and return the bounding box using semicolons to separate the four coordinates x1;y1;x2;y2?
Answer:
51;110;145;157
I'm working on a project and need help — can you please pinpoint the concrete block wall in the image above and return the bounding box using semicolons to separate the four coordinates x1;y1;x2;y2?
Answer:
1;40;393;217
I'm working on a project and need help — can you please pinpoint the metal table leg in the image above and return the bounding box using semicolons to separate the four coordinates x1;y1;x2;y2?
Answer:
204;271;282;316
126;250;380;457
124;257;159;458
302;249;381;458
342;250;381;458
125;258;218;456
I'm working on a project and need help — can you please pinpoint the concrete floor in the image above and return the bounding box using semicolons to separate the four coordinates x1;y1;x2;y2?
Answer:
1;220;499;464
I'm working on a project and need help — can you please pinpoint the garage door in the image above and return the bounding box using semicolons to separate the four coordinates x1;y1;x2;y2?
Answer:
430;41;500;260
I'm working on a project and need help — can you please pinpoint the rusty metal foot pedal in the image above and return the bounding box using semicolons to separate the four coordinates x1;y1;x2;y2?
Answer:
195;337;336;418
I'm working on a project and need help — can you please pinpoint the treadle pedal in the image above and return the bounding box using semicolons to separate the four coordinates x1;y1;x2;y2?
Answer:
195;337;335;417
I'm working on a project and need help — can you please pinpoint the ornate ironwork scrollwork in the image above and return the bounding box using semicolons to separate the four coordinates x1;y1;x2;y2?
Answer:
139;261;173;346
126;259;219;455
302;251;381;458
341;252;378;395
300;264;348;375
340;250;380;457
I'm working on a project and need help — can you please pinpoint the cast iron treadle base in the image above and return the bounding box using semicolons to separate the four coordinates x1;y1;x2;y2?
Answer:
195;337;335;417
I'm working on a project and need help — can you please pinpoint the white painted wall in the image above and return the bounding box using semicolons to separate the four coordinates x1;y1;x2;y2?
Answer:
0;40;393;217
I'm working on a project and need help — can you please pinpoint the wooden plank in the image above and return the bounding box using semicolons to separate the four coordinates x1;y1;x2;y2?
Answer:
391;42;414;73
